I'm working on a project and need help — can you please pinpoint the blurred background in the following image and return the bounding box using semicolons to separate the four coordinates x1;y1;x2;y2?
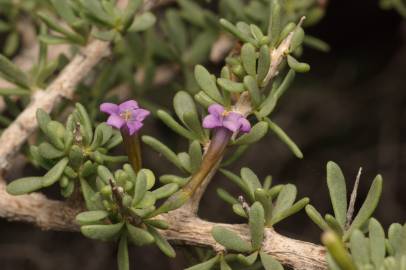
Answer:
1;0;406;269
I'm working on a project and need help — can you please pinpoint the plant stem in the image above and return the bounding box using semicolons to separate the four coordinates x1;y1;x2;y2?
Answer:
121;128;142;172
184;128;231;194
151;128;232;216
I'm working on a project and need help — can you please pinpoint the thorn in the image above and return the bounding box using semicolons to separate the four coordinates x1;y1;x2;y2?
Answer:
345;167;362;229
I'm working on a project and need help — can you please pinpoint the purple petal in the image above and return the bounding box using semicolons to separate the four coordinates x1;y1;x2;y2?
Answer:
223;112;243;133
126;121;143;135
202;115;223;129
106;114;125;129
119;100;139;112
238;118;251;133
100;103;119;115
133;108;150;122
208;104;225;117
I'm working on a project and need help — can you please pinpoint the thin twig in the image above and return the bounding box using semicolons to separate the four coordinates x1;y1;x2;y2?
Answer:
0;0;165;173
0;39;111;173
346;167;362;229
0;179;326;270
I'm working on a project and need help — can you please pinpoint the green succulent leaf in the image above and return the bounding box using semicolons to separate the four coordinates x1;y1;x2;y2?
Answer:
76;210;109;225
42;158;69;187
133;170;148;206
147;225;176;258
217;78;245;93
217;188;239;205
249;202;265;250
369;218;385;268
118;233;129;270
287;55;310;73
326;161;347;228
243;75;261;107
6;177;43;195
268;0;282;47
241;167;262;198
80;177;104;211
129;12;156;32
80;222;124;241
212;226;252;253
189;140;203;173
233;203;248;218
144;219;169;230
220;18;254;44
0;54;30;89
350;230;370;267
270;197;309;225
260;251;284;270
257;45;270;85
271;184;297;220
325;214;344;236
305;204;329;231
194;65;223;103
241;43;257;76
126;223;155;246
142;136;184;170
157;110;195;140
237;251;258;266
290;26;305;52
322;231;356;270
151;183;179;200
267;119;303;158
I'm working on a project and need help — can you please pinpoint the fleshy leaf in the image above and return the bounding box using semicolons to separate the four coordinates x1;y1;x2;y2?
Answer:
81;222;124;241
260;252;284;270
249;202;265;250
75;210;108;225
126;223;155;246
212;226;252;253
369;218;385;268
118;233;129;270
326;161;348;228
6;177;43;195
147;225;176;258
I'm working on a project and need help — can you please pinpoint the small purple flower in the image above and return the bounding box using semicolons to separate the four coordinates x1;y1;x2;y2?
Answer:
202;104;251;133
100;100;150;135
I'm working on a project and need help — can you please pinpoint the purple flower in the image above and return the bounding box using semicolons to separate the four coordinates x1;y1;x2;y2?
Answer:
100;100;150;135
202;104;251;133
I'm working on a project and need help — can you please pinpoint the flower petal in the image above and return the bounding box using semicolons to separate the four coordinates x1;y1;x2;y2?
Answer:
223;112;243;133
119;100;139;112
126;121;143;135
106;114;125;129
100;103;119;115
133;108;150;122
238;117;251;133
202;115;222;129
208;104;225;117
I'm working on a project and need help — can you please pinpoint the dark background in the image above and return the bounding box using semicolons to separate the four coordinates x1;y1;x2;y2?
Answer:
1;0;406;269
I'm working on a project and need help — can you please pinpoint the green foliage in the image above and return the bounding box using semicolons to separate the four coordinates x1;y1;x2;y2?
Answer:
2;2;382;270
76;163;181;268
324;220;406;270
306;161;383;241
6;104;125;197
219;168;308;226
